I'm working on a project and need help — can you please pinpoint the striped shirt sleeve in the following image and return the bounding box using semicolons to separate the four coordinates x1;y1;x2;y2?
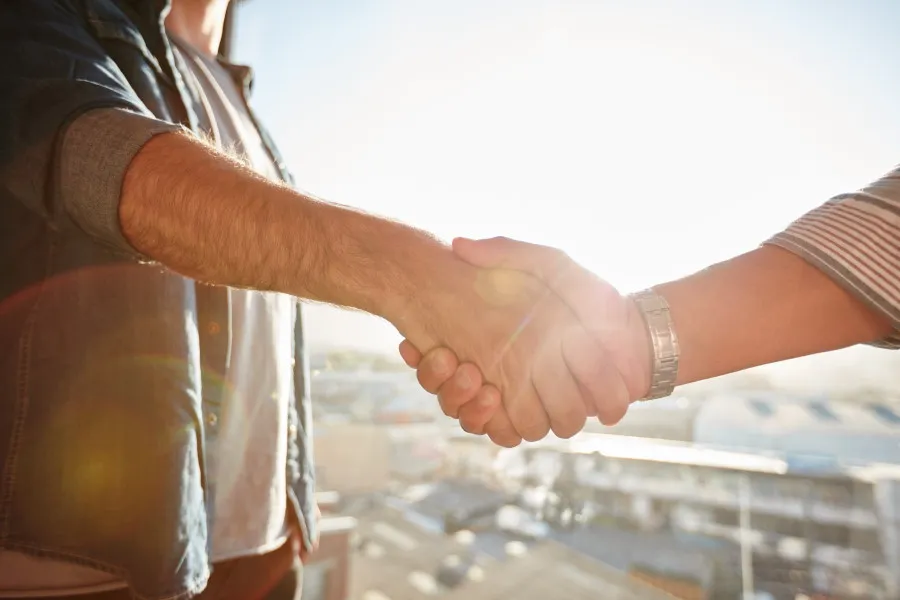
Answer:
765;167;900;349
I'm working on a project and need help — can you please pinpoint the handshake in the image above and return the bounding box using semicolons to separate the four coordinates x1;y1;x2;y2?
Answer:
390;235;662;448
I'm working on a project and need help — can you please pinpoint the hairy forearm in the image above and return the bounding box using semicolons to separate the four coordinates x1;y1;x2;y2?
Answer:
653;245;894;385
119;131;459;345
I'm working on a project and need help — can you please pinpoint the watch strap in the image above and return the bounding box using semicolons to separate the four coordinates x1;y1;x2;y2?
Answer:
629;288;680;400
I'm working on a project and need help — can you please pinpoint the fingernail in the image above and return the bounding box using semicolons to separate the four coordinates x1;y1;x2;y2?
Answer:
478;394;495;409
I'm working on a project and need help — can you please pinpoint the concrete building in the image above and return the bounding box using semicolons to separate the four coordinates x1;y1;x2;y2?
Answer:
347;483;672;600
314;423;393;494
302;492;358;600
499;433;900;599
314;423;450;494
694;393;900;465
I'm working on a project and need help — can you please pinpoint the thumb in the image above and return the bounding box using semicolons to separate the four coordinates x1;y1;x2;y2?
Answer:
452;237;566;279
453;237;620;327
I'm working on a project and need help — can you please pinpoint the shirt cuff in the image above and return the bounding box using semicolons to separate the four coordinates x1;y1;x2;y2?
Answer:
764;173;900;348
58;108;186;258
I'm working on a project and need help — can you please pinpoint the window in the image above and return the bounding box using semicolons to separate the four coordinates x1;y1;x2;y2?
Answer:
748;399;775;418
869;403;900;425
808;401;838;422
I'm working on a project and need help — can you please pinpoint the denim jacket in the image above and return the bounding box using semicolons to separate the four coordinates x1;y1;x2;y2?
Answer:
0;1;316;598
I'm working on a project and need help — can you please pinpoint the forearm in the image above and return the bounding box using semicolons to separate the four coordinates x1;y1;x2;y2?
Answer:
653;245;894;385
119;130;458;346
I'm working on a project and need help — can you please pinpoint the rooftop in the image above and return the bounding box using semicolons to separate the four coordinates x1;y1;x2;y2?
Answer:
511;430;900;483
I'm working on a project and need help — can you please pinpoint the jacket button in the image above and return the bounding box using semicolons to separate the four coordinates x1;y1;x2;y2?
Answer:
206;411;219;427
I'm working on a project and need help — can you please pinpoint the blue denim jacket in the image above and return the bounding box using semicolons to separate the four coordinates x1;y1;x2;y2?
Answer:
0;1;316;598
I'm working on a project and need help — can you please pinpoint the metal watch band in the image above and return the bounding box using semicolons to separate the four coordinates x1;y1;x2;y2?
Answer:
629;288;680;401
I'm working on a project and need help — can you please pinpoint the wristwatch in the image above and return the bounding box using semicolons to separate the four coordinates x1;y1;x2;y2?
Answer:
629;288;680;400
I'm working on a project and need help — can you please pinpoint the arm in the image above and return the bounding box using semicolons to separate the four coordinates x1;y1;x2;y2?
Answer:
408;170;900;435
656;244;892;386
119;129;438;328
645;169;900;382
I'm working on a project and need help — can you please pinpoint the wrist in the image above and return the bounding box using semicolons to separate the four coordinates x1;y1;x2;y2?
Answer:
281;200;442;327
384;246;477;351
623;296;654;401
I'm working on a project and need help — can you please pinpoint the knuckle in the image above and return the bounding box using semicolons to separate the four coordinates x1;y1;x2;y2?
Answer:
426;350;455;377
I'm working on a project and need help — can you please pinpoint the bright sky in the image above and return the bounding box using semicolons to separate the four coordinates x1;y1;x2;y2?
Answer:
233;0;900;379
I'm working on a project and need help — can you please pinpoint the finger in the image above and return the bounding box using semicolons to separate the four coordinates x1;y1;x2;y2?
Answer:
561;329;630;426
457;384;501;435
436;362;483;419
453;237;620;326
416;347;458;394
399;339;423;368
504;371;552;443
482;406;522;448
531;333;587;439
580;381;599;417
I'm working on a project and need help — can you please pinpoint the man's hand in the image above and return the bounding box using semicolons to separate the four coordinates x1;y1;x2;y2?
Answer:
398;342;503;436
401;237;653;440
401;252;610;446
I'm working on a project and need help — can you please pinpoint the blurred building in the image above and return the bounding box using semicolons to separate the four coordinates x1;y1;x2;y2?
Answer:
314;423;448;494
385;424;448;482
302;492;358;600
497;434;900;599
346;481;671;600
586;395;702;441
314;424;393;494
694;393;900;464
441;432;506;484
311;368;443;425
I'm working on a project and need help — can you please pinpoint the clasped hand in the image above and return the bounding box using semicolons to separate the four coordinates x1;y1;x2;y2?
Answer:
400;236;651;447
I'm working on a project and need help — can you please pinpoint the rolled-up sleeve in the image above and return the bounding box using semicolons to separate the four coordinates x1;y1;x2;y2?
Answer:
59;109;181;255
766;167;900;348
0;0;181;257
